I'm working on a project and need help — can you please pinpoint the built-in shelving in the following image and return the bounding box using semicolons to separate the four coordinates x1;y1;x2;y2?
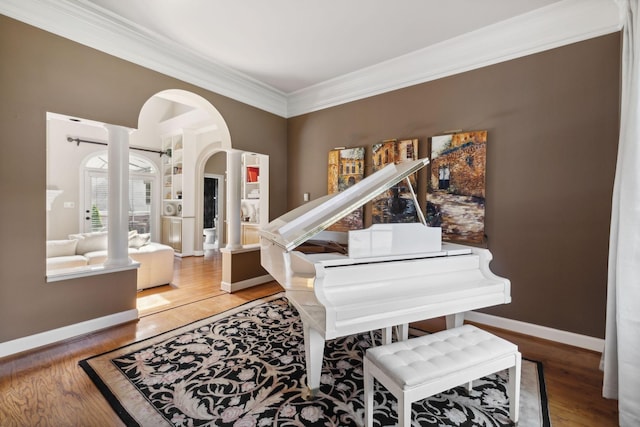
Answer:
160;132;195;256
241;153;269;244
162;134;184;204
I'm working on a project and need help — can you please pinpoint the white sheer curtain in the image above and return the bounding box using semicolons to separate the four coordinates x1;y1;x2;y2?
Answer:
603;1;640;425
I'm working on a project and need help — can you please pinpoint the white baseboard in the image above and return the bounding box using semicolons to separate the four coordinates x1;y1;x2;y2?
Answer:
0;309;139;359
221;274;274;293
465;311;604;353
0;303;602;360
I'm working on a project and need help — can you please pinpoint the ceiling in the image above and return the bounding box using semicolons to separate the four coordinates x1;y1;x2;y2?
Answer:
87;0;563;94
0;0;621;116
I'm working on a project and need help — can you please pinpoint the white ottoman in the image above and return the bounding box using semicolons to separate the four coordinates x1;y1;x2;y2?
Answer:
364;324;521;426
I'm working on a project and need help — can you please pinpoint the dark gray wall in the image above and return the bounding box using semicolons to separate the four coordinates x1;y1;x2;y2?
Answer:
287;33;621;339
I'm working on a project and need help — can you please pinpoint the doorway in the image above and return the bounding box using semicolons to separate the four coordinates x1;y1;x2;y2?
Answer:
204;173;224;249
203;177;218;229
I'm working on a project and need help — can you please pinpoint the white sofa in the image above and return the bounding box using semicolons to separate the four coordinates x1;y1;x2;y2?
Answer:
46;231;175;290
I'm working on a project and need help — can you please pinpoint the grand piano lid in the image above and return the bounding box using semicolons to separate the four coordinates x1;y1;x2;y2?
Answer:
260;157;429;251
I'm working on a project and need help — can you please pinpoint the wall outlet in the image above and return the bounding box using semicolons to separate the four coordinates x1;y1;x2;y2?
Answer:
303;192;310;202
63;201;75;208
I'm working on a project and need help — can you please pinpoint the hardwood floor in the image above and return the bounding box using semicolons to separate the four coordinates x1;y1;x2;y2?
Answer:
0;251;618;426
480;327;619;426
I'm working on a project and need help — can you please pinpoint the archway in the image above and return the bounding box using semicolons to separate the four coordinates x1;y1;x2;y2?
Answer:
135;89;271;293
136;89;232;256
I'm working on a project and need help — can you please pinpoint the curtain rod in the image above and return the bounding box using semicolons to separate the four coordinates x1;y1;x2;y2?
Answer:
67;137;168;156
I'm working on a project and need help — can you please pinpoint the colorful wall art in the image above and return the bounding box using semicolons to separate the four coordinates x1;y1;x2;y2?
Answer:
427;130;487;244
327;147;365;231
371;138;419;224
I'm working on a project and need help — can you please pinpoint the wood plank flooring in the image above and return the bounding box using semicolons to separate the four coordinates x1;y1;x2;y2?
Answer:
0;251;619;426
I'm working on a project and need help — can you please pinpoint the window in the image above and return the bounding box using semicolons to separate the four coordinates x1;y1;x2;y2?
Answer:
83;152;157;234
86;173;108;231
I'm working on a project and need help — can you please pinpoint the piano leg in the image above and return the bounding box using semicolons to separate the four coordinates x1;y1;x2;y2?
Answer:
381;327;393;345
396;324;409;341
445;312;464;329
302;323;325;399
376;325;409;346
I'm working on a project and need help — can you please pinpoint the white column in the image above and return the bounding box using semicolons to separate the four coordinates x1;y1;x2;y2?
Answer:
103;124;131;267
226;150;242;249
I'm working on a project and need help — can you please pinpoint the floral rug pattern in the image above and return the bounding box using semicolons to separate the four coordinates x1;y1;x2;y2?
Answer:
80;293;549;426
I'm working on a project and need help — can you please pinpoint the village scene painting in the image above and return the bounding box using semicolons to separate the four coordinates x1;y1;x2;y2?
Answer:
371;138;419;224
427;131;487;244
327;147;365;231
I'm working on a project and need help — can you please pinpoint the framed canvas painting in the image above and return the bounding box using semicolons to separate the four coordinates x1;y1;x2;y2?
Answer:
371;138;419;224
427;130;487;244
327;147;365;231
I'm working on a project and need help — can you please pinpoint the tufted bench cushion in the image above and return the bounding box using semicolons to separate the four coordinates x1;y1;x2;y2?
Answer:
364;324;521;426
366;324;517;388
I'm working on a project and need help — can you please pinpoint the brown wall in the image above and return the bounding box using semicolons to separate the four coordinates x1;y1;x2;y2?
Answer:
0;12;620;344
222;250;268;284
287;33;621;339
0;16;287;344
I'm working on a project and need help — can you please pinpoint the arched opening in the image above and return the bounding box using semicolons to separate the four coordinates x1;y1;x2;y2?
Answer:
138;89;269;255
137;90;272;293
136;89;233;256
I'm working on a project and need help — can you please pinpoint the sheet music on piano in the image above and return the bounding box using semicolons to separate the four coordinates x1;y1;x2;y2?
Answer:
259;158;511;396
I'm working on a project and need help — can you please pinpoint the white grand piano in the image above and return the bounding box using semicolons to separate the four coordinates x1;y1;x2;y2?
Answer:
259;158;511;395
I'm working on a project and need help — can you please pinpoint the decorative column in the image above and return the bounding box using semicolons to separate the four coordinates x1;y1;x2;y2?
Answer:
46;189;63;239
103;124;131;267
226;149;242;249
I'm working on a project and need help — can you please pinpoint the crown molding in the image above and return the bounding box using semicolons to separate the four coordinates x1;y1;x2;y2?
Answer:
0;0;288;117
287;0;622;117
1;0;621;119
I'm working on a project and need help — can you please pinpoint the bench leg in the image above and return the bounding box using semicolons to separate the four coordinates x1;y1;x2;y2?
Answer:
507;352;522;423
364;358;374;427
398;394;411;427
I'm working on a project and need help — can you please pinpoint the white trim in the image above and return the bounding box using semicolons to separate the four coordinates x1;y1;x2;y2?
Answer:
46;262;139;283
219;244;262;254
287;0;621;116
0;309;139;359
221;274;274;293
0;0;621;118
465;311;605;353
0;0;287;117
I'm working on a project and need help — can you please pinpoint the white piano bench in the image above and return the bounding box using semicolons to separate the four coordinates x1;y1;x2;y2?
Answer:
363;324;521;427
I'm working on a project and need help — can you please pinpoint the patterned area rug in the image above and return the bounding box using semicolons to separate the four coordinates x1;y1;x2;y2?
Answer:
80;293;551;426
